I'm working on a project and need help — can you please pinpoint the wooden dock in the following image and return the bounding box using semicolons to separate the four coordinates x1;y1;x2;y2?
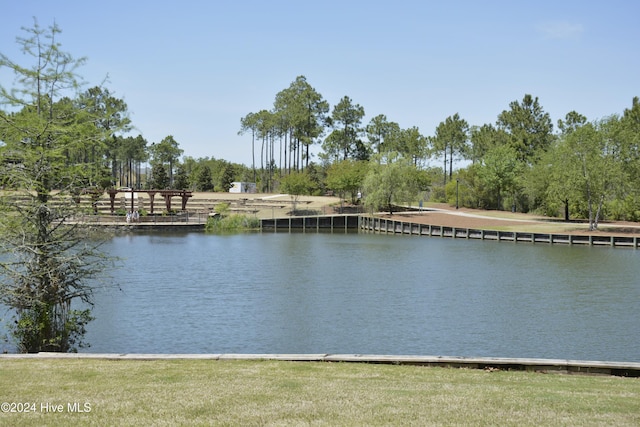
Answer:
359;216;640;248
260;214;360;232
257;214;640;247
79;212;640;247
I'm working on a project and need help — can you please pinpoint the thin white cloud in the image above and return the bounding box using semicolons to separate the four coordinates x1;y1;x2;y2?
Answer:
536;21;584;40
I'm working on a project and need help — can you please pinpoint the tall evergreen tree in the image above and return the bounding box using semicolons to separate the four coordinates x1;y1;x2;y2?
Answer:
273;76;328;171
195;164;214;191
496;94;554;164
150;163;169;189
239;111;258;182
433;113;469;184
173;163;190;190
323;96;366;161
77;86;131;186
468;124;509;165
365;114;400;154
150;135;183;187
385;126;428;167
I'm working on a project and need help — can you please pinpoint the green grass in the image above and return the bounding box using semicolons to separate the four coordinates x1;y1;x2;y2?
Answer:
1;359;638;426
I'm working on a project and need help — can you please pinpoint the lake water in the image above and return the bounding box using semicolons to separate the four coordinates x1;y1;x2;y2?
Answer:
76;231;640;362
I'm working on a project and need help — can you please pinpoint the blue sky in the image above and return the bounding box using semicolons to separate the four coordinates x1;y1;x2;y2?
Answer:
2;1;638;166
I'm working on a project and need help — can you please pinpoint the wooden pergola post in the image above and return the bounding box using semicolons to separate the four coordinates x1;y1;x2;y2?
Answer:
147;191;157;214
107;189;118;213
104;189;192;215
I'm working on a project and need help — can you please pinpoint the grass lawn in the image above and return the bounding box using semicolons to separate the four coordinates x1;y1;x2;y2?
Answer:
1;359;638;426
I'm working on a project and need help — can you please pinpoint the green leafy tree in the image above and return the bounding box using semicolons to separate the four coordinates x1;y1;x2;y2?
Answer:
446;165;487;209
0;20;113;352
477;144;523;210
326;159;368;208
279;171;314;214
619;97;640;208
362;152;421;215
468;124;509;165
540;111;589;219
555;118;625;230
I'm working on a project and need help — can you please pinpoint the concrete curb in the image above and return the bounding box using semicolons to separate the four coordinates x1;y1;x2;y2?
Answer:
2;353;639;377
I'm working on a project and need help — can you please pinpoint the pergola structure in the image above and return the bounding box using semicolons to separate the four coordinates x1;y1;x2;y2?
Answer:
106;189;193;214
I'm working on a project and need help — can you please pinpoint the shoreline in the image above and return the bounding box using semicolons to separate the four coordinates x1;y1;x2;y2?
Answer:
3;352;639;377
77;208;640;245
62;189;640;235
379;204;640;237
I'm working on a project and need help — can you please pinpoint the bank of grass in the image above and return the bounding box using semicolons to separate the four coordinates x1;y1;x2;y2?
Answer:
205;214;260;232
1;359;638;426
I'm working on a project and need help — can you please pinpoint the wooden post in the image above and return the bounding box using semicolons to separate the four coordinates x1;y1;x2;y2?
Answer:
107;189;118;213
147;191;157;214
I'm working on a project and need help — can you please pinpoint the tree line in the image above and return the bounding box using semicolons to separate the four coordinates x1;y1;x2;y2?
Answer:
0;83;253;193
5;52;635;233
242;77;640;230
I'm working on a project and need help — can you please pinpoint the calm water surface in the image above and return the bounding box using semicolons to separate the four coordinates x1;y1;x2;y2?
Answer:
79;231;640;362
